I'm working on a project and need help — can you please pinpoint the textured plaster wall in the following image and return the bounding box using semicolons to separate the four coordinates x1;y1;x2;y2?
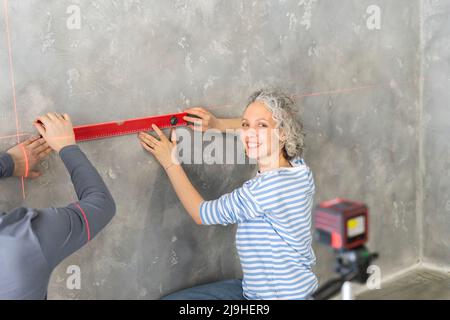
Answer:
0;0;423;299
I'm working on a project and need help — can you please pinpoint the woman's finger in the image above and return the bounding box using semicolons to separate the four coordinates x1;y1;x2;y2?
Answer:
140;141;155;154
29;137;47;148
33;121;46;137
32;142;49;154
185;107;208;114
36;115;51;127
63;113;72;123
47;112;59;121
185;110;208;120
183;116;204;125
151;124;168;142
184;108;205;116
139;132;160;146
37;147;53;160
170;128;177;143
140;131;159;141
23;136;40;146
139;137;154;148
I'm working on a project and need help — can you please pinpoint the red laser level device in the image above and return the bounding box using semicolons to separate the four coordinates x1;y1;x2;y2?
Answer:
311;198;378;300
314;198;368;250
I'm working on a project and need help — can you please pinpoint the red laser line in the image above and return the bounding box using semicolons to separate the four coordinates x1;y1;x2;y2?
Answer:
3;0;25;199
19;143;28;178
296;84;381;98
20;176;25;198
19;144;28;200
0;132;32;141
3;0;19;144
206;82;388;112
0;82;388;145
75;203;91;242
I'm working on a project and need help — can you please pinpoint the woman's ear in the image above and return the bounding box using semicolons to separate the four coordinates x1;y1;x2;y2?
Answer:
279;130;287;146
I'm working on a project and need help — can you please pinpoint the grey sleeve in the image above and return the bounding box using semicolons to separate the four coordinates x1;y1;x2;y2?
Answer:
0;152;14;178
32;145;116;269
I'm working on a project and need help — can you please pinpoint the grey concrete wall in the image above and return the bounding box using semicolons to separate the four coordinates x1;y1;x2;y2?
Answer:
422;0;450;266
0;0;421;299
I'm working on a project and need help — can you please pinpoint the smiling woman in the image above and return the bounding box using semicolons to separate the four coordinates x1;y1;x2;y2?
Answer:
241;89;305;172
139;89;317;300
246;90;305;162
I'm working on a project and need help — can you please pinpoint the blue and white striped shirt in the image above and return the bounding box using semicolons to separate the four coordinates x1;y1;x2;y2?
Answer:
200;158;318;300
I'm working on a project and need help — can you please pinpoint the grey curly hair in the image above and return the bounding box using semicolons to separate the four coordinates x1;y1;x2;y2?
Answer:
247;89;305;161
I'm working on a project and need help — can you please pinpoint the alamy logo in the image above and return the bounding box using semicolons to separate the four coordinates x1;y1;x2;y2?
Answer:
366;265;381;290
66;5;81;30
66;265;81;290
366;5;381;30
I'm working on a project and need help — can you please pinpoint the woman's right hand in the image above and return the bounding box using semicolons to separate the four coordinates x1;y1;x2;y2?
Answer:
33;112;77;153
183;107;223;132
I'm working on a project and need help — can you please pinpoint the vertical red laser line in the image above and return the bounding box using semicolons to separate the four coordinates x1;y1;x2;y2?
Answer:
19;143;28;178
19;144;28;203
3;0;25;198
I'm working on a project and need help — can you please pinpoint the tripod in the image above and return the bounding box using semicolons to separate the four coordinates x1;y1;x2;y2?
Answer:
311;246;378;300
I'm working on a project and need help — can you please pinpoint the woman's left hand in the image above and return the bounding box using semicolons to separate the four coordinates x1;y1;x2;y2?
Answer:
138;124;179;170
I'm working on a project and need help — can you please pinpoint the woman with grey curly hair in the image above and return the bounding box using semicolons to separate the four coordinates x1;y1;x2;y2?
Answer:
139;89;317;300
246;89;306;162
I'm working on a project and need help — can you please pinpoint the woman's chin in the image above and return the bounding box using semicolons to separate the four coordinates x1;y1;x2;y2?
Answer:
245;148;269;160
246;152;258;159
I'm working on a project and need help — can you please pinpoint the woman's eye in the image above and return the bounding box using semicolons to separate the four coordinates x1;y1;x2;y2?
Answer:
242;123;249;127
258;123;268;127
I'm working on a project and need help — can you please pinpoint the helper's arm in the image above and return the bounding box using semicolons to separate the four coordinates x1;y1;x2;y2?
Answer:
32;145;116;268
31;112;116;268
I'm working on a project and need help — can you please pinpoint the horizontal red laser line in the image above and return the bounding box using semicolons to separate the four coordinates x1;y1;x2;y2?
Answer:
296;84;380;98
206;82;391;111
0;133;32;141
0;80;412;143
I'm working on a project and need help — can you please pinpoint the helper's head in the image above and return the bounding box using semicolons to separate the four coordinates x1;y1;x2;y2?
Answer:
240;89;305;164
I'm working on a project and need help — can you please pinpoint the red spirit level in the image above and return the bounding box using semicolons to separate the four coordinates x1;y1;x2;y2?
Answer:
314;198;369;250
73;112;191;142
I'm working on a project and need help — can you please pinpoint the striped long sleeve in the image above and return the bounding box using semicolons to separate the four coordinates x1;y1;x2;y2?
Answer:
199;158;318;300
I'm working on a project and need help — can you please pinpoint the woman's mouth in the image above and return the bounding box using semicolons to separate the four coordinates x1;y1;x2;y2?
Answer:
247;142;261;149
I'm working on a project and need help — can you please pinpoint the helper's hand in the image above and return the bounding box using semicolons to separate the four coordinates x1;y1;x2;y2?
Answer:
6;136;52;178
138;124;179;170
34;112;76;153
183;107;222;132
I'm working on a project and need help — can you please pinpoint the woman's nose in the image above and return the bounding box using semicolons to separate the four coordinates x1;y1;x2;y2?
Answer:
245;127;258;138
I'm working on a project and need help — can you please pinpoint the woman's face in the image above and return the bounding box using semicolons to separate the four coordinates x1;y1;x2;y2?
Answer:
240;101;283;161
